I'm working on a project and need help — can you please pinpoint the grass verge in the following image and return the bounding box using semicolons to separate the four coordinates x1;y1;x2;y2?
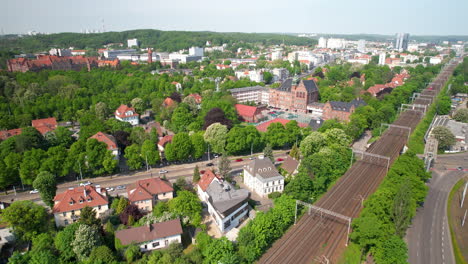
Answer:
447;179;467;264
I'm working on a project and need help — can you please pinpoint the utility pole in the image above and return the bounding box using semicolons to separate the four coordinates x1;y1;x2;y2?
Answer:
207;144;211;162
145;154;149;171
251;141;254;157
77;160;83;181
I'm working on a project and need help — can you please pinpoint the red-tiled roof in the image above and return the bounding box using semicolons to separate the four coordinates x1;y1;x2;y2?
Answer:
256;118;308;132
90;132;118;150
0;128;22;140
115;219;182;245
163;97;175;107
198;170;220;192
31;117;57;135
128;178;173;202
158;135;173;148
52;185;108;213
235;104;258;118
188;93;202;104
115;104;138;119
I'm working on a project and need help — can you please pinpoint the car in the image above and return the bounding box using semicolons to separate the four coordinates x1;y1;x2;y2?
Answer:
276;158;284;162
214;154;219;158
235;158;243;162
249;157;255;160
105;187;114;192
206;163;214;167
457;166;464;171
80;181;92;186
30;189;39;194
199;170;206;174
159;170;169;174
116;185;126;190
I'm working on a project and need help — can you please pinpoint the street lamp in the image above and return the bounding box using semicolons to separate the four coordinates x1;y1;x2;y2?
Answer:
77;160;83;181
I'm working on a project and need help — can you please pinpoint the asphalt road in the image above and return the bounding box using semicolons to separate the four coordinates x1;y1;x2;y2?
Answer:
407;152;468;264
0;151;288;204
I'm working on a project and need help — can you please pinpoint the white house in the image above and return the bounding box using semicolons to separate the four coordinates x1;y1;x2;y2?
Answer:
115;104;139;125
52;185;109;227
197;170;250;233
235;70;264;83
115;219;182;252
243;156;284;197
127;38;139;48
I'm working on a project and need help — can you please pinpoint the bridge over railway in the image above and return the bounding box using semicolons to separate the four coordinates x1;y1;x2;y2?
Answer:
258;57;463;264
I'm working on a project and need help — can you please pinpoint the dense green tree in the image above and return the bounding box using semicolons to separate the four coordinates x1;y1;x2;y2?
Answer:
1;200;48;241
15;127;46;152
204;123;228;153
55;223;81;262
72;224;102;261
193;165;201;183
190;132;206;159
94;102;109;120
263;122;288;148
218;152;232;181
171;104;194;133
141;139;160;166
131;97;145;114
86;138;117;175
79;206;102;227
124;143;143;170
168;190;202;226
48;126;75;148
89;245;117;264
350;215;385;253
129;126;148;146
226;125;263;155
202;237;239;264
323;128;351;147
40;145;68;177
20;149;46;185
289;143;301;160
432;126;456;150
392;182;413;237
436;95;452;115
125;244;142;263
453;108;468;123
165;132;193;161
284;172;314;201
374;235;408;264
32;171;56;207
299;131;325;157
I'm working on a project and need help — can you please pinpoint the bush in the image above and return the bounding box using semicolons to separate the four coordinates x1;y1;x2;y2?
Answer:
267;192;282;199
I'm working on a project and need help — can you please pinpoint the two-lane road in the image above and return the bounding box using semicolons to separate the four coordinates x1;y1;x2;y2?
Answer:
407;153;468;264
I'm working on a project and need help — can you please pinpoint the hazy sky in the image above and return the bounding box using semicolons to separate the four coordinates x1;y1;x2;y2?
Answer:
1;0;467;35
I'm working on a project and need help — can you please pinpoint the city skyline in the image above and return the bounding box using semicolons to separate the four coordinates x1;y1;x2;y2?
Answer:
1;0;467;36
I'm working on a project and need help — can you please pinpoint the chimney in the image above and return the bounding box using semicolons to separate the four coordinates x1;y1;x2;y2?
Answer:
83;188;87;197
96;185;101;194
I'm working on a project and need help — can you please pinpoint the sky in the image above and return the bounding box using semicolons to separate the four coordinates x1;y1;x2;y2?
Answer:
1;0;467;35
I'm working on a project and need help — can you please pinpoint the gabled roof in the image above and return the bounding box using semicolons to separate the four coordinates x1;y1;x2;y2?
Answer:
163;97;175;107
198;170;221;192
302;80;319;93
0;128;22;141
235;104;258;118
158;135;173;148
244;157;283;182
206;179;249;215
256;118;308;132
328;99;366;112
115;219;183;246
188;93;202;104
52;185;108;213
128;178;174;202
32;117;57;135
276;79;318;94
90;132;118;150
115;104;138;118
281;156;300;175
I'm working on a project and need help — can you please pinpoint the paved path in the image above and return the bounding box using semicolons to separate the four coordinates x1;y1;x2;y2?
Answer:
0;151;288;204
407;152;468;264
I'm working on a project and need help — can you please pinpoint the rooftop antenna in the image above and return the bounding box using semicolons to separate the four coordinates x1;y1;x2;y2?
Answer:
101;18;105;33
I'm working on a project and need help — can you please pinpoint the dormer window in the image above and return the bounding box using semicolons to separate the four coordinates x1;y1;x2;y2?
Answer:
79;200;83;203
69;201;74;205
87;198;92;202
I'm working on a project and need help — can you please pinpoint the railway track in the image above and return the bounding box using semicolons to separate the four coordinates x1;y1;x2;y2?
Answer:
258;57;462;264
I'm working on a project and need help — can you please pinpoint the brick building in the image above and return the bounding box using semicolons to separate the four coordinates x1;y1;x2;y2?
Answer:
269;77;319;113
7;55;99;72
235;104;263;123
322;100;367;122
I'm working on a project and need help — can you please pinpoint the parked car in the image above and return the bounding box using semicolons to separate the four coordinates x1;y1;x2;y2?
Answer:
276;158;284;162
30;189;39;194
214;154;219;158
206;163;214;167
199;170;206;174
105;187;114;192
116;185;126;190
457;166;464;171
249;157;255;160
159;170;169;174
235;158;243;162
80;181;92;186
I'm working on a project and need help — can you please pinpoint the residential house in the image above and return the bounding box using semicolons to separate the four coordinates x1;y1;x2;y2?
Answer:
243;156;284;197
255;118;308;133
52;185;109;227
90;132;120;159
0;128;22;141
32;117;57;135
158;135;174;152
235;104;263;123
235;70;264;83
127;178;174;212
98;59;120;68
188;93;202;104
281;156;300;176
197;170;250;233
115;219;183;252
171;82;182;91
269;77;319;113
0;224;14;251
163;97;176;108
115;104;139;126
322;100;367;122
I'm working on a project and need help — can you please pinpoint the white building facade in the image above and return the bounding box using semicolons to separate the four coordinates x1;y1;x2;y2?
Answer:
243;156;284;197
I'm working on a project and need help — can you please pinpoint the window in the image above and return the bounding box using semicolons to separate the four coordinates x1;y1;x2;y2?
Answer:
87;198;91;202
165;240;169;246
71;210;75;215
79;200;83;203
64;220;69;225
144;245;147;249
62;212;66;217
69;201;74;205
152;242;160;248
98;205;101;210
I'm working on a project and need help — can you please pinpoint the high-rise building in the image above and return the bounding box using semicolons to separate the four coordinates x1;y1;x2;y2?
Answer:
327;38;346;49
395;33;409;51
379;53;386;65
189;47;204;57
318;37;327;48
357;39;366;53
